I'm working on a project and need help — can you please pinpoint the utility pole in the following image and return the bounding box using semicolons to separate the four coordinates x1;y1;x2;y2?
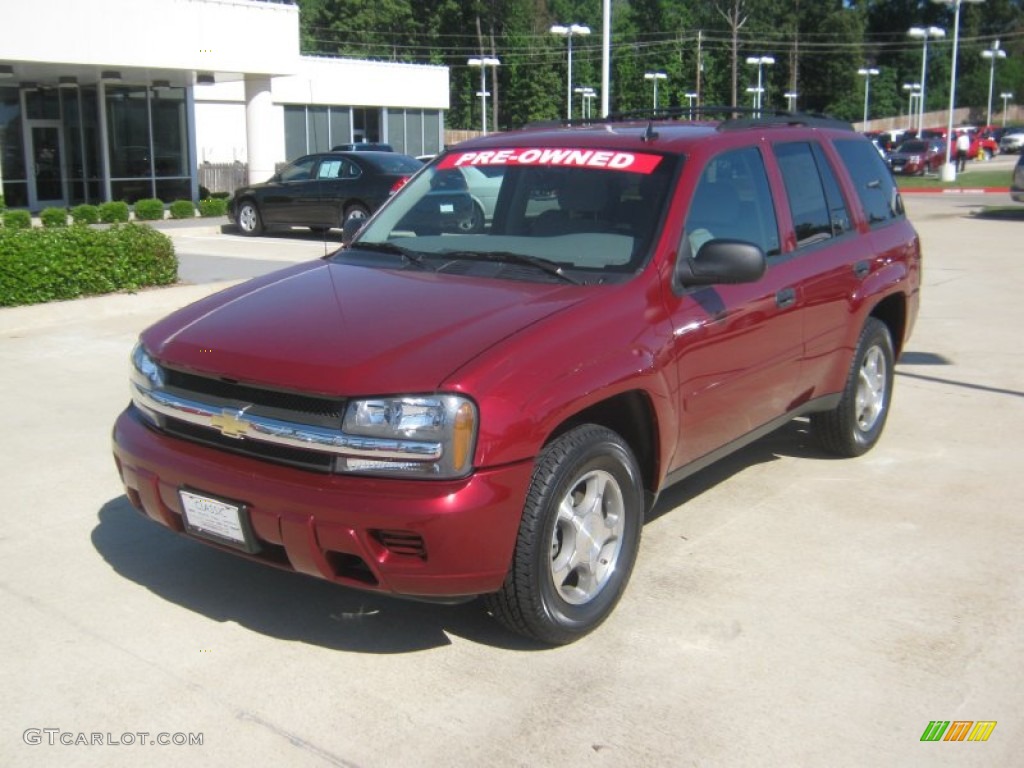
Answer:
696;30;703;105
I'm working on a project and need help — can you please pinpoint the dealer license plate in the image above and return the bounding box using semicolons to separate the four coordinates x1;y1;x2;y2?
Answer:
179;489;257;552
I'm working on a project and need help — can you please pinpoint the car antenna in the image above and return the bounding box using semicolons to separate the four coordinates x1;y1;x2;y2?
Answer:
642;121;659;143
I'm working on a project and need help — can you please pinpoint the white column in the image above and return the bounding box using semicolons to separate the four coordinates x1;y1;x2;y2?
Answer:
244;75;275;185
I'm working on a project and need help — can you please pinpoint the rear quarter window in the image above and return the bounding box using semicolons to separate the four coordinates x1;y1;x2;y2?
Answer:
833;139;904;227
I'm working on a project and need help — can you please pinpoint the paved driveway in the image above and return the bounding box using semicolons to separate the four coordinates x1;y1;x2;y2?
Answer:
1;196;1021;767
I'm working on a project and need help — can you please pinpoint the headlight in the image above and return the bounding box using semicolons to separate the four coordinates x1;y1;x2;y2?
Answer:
129;342;164;423
339;395;477;478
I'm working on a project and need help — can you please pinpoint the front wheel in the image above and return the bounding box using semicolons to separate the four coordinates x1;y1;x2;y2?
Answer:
236;200;263;236
485;425;644;645
811;318;895;457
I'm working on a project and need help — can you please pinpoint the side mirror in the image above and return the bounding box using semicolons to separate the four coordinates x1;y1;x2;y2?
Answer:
675;239;766;288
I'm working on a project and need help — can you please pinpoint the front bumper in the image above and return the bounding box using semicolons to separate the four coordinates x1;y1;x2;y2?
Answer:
112;406;531;598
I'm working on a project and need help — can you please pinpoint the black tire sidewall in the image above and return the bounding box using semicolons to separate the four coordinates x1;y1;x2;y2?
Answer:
529;429;643;638
846;320;895;452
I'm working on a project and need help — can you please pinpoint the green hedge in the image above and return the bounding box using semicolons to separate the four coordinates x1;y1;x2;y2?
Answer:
0;223;178;307
99;201;130;223
40;207;69;228
71;204;100;226
169;200;196;219
2;210;32;229
134;198;165;221
198;198;228;217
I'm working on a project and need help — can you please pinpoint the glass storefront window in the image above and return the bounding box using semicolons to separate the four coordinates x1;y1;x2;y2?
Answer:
1;86;27;206
151;87;187;177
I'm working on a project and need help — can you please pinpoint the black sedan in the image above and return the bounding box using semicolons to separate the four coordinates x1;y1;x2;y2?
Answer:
229;151;422;236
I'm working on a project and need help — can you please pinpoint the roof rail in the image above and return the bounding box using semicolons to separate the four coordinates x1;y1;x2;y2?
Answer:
525;106;854;133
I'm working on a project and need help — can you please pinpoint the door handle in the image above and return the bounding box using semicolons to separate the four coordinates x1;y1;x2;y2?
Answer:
775;287;796;309
853;260;871;279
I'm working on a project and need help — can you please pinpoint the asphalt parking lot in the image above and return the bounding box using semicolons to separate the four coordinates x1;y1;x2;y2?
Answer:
1;192;1021;767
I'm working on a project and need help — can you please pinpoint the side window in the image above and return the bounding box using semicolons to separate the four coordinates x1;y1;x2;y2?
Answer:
317;159;343;179
341;159;362;180
774;141;851;247
833;139;904;226
279;156;317;183
684;146;780;257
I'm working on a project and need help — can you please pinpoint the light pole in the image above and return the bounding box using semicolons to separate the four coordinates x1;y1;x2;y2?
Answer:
903;82;921;130
684;91;698;119
644;72;667;112
908;26;945;135
745;55;775;113
784;91;798;112
1000;92;1014;126
857;67;880;127
551;23;591;120
467;57;500;135
931;0;985;181
574;86;596;119
981;41;1006;127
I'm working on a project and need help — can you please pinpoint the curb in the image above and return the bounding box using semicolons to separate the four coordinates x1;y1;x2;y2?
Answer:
901;187;1010;195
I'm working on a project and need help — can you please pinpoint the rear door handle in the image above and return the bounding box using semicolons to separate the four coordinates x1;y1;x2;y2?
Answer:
775;287;796;309
854;260;871;279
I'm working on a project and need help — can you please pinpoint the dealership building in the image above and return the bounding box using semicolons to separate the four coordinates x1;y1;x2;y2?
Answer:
0;0;449;210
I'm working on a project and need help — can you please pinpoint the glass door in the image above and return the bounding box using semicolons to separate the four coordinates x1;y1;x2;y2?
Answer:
28;122;66;208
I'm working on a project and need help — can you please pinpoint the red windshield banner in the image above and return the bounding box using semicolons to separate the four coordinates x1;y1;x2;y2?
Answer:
437;148;663;174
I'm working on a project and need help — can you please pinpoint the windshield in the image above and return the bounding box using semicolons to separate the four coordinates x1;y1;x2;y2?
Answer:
342;147;678;284
897;141;928;153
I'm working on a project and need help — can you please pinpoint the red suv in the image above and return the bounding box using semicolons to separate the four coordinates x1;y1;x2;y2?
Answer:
113;111;921;644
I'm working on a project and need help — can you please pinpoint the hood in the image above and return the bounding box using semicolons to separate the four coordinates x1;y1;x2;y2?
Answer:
143;261;586;395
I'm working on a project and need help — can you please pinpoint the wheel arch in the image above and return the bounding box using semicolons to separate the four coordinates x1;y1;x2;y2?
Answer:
869;292;908;358
545;390;660;512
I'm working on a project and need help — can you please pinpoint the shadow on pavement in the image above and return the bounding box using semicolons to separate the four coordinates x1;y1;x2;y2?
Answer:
92;497;547;654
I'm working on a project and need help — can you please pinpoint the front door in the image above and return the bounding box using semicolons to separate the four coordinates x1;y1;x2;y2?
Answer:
28;123;66;209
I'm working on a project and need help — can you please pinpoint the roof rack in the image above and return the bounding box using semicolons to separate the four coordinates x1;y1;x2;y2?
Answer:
526;106;854;133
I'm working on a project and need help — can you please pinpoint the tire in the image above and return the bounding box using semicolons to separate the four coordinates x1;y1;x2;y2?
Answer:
811;318;895;457
343;203;370;226
485;424;644;645
236;200;263;236
456;202;485;233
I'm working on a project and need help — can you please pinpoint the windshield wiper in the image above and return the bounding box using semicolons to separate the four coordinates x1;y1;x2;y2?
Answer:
348;241;429;270
438;251;581;285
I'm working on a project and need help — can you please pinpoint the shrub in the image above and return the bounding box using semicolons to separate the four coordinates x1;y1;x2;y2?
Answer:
134;198;165;221
0;223;177;307
198;198;228;218
99;201;130;223
169;200;196;219
209;191;231;200
3;210;32;230
40;207;69;228
71;204;100;226
0;194;6;211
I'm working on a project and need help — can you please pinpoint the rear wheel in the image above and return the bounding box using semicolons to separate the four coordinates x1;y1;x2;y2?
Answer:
236;200;263;236
485;425;644;645
343;203;370;227
811;318;894;457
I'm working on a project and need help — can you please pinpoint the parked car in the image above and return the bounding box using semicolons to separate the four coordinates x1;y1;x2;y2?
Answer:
114;111;921;644
228;151;422;236
1011;154;1024;203
998;127;1024;154
888;138;946;175
331;142;395;152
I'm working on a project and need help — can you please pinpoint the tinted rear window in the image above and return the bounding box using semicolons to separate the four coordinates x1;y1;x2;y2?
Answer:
833;139;903;226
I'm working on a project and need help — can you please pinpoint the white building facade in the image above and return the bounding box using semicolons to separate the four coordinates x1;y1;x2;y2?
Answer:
0;0;449;210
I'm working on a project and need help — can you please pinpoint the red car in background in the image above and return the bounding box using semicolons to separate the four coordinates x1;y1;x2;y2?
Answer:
888;138;946;175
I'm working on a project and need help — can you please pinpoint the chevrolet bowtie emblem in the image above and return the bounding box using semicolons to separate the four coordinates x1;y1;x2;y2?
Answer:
211;408;249;439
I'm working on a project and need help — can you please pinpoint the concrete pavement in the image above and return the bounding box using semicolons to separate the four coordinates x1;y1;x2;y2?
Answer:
1;194;1021;767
